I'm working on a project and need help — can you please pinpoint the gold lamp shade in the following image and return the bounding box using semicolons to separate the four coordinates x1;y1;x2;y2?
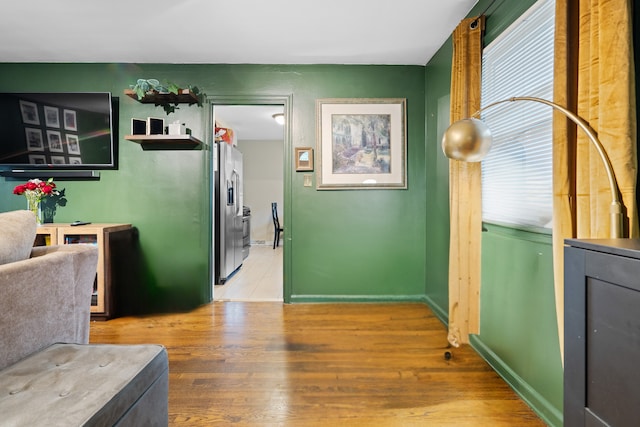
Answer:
441;118;493;162
440;96;624;238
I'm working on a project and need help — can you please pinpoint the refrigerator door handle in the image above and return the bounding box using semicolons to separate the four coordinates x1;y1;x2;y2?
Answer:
232;169;241;215
226;179;233;206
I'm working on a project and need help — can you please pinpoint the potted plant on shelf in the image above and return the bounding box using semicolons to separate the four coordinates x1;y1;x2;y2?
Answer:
128;79;205;115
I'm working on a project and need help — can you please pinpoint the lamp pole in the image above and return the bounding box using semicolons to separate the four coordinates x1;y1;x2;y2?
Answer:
442;96;623;238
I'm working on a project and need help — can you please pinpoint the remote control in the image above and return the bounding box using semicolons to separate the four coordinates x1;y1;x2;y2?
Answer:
70;221;91;226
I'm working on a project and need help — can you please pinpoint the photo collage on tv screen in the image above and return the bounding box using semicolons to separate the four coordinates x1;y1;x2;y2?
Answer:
19;99;82;166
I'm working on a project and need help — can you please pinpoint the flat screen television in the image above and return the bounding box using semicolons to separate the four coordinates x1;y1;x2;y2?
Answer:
0;92;116;174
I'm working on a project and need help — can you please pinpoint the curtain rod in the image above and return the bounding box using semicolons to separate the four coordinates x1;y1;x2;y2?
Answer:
470;0;506;29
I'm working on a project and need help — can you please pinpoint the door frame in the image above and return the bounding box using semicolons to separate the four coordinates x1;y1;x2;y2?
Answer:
207;94;293;303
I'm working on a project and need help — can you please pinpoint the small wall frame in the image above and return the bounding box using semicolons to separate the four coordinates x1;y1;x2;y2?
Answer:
295;147;314;171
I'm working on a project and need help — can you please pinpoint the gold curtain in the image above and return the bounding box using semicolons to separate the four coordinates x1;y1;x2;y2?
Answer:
553;0;638;359
447;16;485;347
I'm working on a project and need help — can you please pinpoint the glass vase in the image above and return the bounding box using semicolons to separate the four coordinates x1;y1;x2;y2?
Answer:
27;197;42;225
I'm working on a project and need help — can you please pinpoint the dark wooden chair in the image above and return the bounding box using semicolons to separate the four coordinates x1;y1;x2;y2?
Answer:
271;202;283;249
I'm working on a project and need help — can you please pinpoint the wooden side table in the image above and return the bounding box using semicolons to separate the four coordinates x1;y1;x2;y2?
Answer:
36;223;134;319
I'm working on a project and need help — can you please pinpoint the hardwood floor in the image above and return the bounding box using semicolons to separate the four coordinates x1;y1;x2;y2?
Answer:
214;245;283;301
90;302;545;426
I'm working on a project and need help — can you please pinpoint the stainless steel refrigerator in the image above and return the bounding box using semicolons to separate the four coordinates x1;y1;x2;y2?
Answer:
214;142;244;284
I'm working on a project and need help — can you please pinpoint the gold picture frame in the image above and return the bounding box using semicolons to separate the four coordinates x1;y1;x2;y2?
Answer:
295;147;314;171
316;98;407;190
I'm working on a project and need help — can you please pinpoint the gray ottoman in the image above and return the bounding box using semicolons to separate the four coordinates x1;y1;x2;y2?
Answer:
0;343;168;426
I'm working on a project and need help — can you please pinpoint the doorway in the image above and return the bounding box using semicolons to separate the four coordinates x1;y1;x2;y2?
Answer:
211;102;286;301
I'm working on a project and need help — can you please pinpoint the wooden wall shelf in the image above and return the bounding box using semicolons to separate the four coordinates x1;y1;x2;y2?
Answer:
124;88;199;105
125;134;203;150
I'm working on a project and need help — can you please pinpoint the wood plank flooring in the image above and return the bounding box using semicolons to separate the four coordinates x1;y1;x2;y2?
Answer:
89;302;545;426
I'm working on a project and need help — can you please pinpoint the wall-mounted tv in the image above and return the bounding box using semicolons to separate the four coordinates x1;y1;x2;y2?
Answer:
0;92;116;172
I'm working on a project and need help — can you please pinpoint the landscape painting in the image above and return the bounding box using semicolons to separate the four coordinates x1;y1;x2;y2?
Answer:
316;98;406;190
331;113;391;174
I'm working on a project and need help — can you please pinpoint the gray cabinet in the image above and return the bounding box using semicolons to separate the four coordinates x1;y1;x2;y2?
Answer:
564;239;640;427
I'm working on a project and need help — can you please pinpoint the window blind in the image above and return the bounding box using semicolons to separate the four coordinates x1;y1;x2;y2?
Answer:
480;0;555;230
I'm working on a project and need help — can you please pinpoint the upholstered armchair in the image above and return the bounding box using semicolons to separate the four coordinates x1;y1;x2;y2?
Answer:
0;210;99;370
0;210;169;426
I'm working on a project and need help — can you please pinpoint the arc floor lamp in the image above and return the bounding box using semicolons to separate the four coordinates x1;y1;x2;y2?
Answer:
441;96;624;238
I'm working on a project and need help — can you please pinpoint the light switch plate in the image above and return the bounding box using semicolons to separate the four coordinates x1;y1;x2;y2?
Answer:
303;174;312;187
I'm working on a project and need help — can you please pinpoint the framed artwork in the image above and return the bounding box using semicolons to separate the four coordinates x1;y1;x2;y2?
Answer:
44;106;60;128
46;130;64;153
147;117;164;135
66;134;81;155
316;98;407;190
50;155;66;165
28;154;47;165
131;118;146;135
295;147;314;171
24;128;44;151
64;109;77;131
19;100;40;125
68;156;82;165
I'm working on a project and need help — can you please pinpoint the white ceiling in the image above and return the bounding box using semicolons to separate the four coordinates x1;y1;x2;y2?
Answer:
215;105;285;141
1;0;478;141
0;0;478;65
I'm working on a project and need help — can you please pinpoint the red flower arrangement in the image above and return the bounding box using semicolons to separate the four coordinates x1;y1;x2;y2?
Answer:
13;178;60;224
13;178;58;198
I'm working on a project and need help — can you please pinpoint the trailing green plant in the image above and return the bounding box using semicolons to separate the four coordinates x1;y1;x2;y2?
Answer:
188;86;204;106
129;79;205;115
162;85;205;115
130;79;175;98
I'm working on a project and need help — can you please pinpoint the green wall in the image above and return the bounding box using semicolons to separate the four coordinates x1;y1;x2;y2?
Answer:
472;225;562;426
0;2;565;422
0;64;427;309
424;30;453;322
424;0;563;425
